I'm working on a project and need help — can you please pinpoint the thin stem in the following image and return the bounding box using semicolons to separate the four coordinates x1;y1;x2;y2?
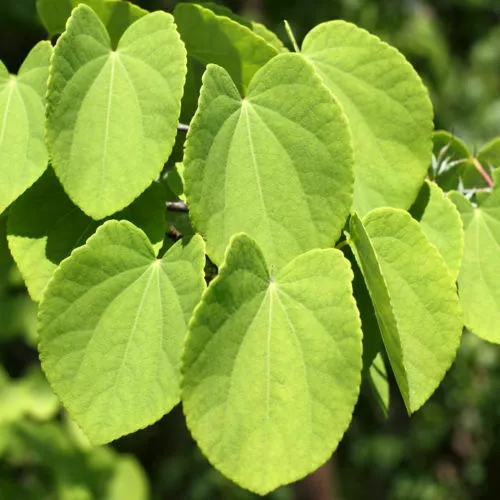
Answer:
177;123;189;132
472;157;494;187
284;20;300;52
335;238;352;250
460;187;493;197
166;201;188;212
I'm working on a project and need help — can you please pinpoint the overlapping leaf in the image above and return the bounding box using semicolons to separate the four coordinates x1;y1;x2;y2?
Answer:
38;221;205;444
182;234;362;494
46;5;186;219
450;188;500;343
0;42;52;215
184;53;354;270
37;0;148;46
7;169;165;301
431;130;470;190
410;180;463;281
174;2;279;94
193;2;286;53
302;21;433;215
349;209;463;412
478;137;500;170
367;353;390;418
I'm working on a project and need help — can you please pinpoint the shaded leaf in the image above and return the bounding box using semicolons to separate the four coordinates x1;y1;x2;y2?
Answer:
36;0;148;46
7;169;166;301
431;130;470;191
410;180;463;281
367;353;390;419
174;2;278;94
349;209;462;412
478;137;500;170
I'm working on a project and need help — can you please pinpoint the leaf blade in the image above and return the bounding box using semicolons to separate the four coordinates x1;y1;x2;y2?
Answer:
46;5;186;219
303;21;433;215
38;220;205;444
349;209;462;412
184;53;354;270
0;42;52;215
182;234;362;494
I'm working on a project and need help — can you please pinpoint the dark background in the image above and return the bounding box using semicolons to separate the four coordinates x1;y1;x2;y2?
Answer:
1;1;500;499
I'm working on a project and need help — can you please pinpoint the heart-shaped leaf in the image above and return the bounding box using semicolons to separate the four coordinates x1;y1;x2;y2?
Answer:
184;53;354;270
46;5;186;219
7;169;166;301
182;234;362;494
0;42;52;215
450;188;500;343
38;220;205;444
302;21;433;215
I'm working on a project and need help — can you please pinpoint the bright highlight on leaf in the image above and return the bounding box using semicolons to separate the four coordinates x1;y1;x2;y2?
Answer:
410;180;463;281
38;220;206;444
7;169;166;302
0;41;52;215
450;188;500;343
46;5;186;219
349;209;462;413
302;21;433;215
184;53;354;270
182;234;362;494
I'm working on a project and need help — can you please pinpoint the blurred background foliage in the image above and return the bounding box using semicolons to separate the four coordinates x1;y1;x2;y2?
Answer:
1;0;499;498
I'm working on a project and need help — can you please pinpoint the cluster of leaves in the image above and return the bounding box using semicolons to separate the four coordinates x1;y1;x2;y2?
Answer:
0;216;149;498
340;331;500;500
1;0;500;495
262;0;500;146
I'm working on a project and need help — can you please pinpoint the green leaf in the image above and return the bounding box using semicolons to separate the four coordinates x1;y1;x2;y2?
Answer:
46;5;186;219
184;53;354;270
36;0;148;46
0;42;52;215
449;189;500;343
181;234;362;494
478;137;500;170
431;130;470;191
367;353;390;419
409;180;463;281
349;209;462;412
106;455;149;500
251;22;286;53
302;21;433;215
0;368;59;424
38;220;205;444
192;2;287;53
433;130;469;160
180;57;205;123
0;214;14;289
165;162;185;202
174;3;278;94
7;169;166;302
343;245;382;371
